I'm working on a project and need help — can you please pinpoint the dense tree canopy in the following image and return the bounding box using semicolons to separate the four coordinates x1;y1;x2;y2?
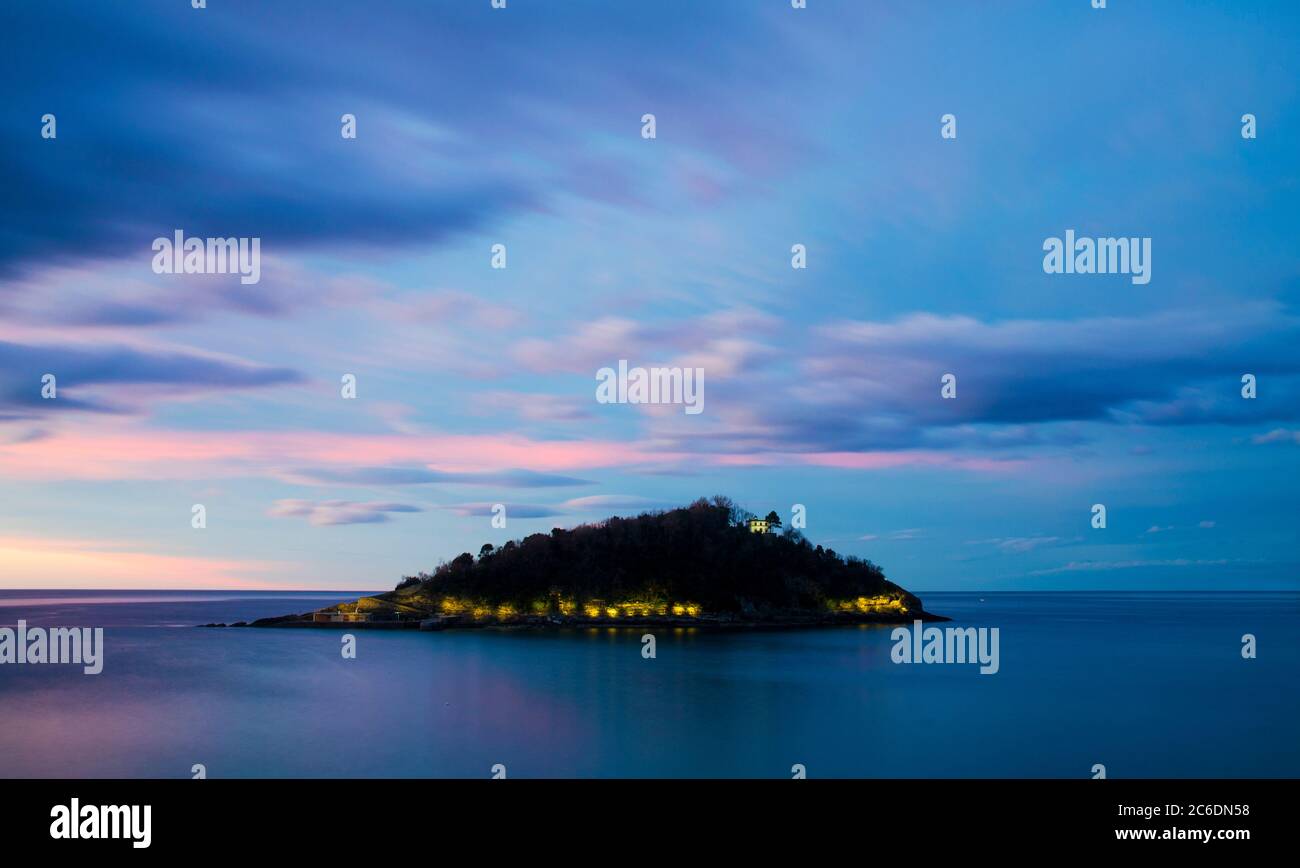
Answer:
392;497;915;616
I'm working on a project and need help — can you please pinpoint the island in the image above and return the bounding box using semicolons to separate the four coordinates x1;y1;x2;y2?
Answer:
223;497;946;630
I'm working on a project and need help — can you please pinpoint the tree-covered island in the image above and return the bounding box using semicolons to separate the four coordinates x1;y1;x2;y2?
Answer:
232;498;946;630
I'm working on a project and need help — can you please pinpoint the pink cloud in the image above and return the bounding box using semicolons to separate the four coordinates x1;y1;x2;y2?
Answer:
0;535;288;589
0;424;687;481
719;450;1026;472
0;422;1024;484
512;308;779;376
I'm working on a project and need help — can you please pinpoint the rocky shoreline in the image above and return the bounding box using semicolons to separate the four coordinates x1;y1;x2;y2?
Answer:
201;608;949;631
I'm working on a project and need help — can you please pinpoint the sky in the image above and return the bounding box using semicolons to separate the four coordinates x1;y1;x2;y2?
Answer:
1;0;1297;592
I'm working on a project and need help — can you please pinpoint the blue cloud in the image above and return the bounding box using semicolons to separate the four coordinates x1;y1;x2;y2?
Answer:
268;499;423;526
284;466;592;488
0;339;303;417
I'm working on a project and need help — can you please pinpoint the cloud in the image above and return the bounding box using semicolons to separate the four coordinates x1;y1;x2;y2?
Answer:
859;529;924;542
440;494;677;521
513;309;780;377
0;535;283;589
1030;559;1234;575
6;303;1297;485
0;339;303;419
967;536;1072;554
282;466;592;488
809;305;1300;434
268;499;422;526
472;392;595;423
441;502;563;519
560;495;672;512
1252;428;1300;445
0;426;675;482
1;2;808;279
374;290;523;331
1;427;49;445
27;259;388;328
632;304;1300;461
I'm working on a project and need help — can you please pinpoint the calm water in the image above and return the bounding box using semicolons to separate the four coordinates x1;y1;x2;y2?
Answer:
0;590;1295;778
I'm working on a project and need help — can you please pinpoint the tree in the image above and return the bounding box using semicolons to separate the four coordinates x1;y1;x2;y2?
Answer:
764;510;782;528
710;495;752;527
479;543;494;559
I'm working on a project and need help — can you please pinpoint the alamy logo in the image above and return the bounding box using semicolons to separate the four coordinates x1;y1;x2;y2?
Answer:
1042;230;1151;285
596;360;704;415
0;620;104;674
50;799;150;849
891;620;1000;675
152;230;261;285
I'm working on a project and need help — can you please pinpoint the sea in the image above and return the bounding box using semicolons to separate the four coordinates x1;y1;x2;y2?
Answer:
0;590;1295;778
